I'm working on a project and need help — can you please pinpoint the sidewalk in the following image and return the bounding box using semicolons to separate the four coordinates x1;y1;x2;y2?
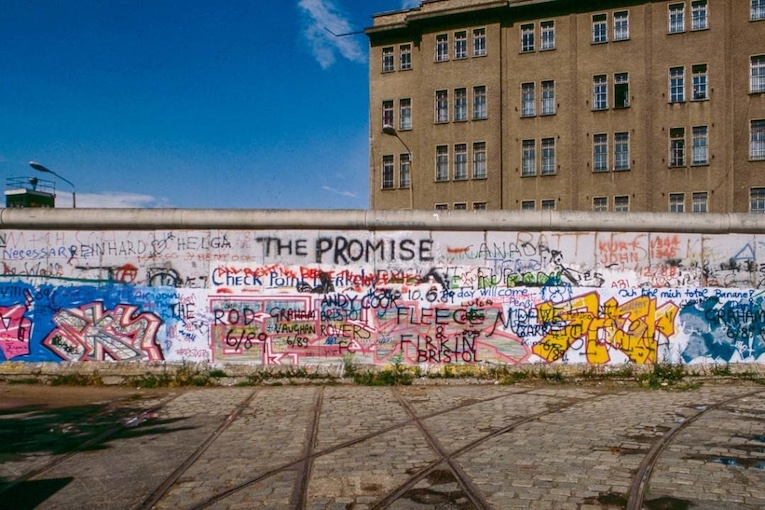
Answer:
2;381;765;509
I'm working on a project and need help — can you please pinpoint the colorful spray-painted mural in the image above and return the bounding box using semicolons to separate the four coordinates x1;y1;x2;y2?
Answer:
1;228;764;365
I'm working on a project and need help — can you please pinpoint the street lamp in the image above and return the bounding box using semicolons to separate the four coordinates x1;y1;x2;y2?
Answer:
382;125;414;209
29;161;76;208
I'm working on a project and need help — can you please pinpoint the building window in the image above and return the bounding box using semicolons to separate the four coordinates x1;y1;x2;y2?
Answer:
400;154;410;189
454;143;468;180
541;138;556;175
669;193;685;212
692;126;709;165
521;200;535;211
436;90;448;123
752;56;765;93
613;11;629;40
473;86;487;119
751;188;765;213
436;145;449;181
614;73;629;108
669;3;685;33
454;202;467;210
400;98;412;130
691;1;708;30
454;31;467;59
670;128;686;167
541;21;555;50
669;67;685;103
754;0;765;21
541;199;556;210
400;44;412;70
615;132;630;170
614;196;630;212
454;88;467;121
521;82;536;117
473;142;487;179
692;192;708;213
473;202;487;210
522;139;536;176
593;75;607;110
593;134;608;172
541;81;555;115
692;64;708;100
592;14;607;43
382;47;394;72
593;197;608;212
473;28;486;56
436;34;448;61
382;155;394;189
435;203;448;210
752;120;765;160
382;100;394;129
521;24;534;52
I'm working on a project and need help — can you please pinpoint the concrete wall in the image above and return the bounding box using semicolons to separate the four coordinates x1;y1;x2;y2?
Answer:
1;208;765;366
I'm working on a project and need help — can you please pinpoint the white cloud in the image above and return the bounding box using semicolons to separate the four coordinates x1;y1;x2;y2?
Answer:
401;0;420;8
298;0;365;69
72;192;173;208
322;185;358;198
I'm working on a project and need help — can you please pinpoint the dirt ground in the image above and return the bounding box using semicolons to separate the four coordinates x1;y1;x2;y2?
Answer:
0;383;178;411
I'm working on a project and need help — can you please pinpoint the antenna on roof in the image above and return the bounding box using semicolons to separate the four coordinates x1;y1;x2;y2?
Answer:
324;27;365;37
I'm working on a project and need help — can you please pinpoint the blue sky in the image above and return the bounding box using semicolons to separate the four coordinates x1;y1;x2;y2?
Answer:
0;0;417;209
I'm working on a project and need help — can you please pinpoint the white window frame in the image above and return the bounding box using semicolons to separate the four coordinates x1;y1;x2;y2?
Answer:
752;55;765;93
670;66;685;103
752;120;765;160
454;88;467;121
592;14;607;43
454;31;467;59
754;0;765;21
436;145;449;181
382;47;394;72
382;100;394;129
541;138;556;175
399;44;412;70
399;153;410;189
593;75;608;110
614;72;629;108
593;134;608;172
473;142;487;179
692;126;709;165
473;28;487;56
436;34;449;62
593;197;608;212
691;0;708;30
382;155;394;189
473;86;487;119
692;64;708;100
399;98;412;130
454;202;468;210
541;80;555;115
613;11;629;41
692;191;708;213
614;132;630;170
751;187;765;213
435;90;449;123
614;196;630;212
522;139;536;176
540;20;555;50
670;127;686;167
541;199;556;211
521;24;535;52
669;3;685;33
473;202;487;210
521;82;536;117
454;143;468;180
669;193;685;213
521;200;535;211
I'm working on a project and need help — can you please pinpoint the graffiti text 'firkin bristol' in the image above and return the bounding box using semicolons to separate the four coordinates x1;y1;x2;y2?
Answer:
2;209;765;367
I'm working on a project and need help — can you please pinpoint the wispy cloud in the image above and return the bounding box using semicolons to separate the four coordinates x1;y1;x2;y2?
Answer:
298;0;365;69
322;185;358;198
401;0;420;8
74;192;173;208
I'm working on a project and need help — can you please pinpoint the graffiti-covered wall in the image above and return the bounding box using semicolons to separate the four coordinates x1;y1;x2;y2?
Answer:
1;210;764;366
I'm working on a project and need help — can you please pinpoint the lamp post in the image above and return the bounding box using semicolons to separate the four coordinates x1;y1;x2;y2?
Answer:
382;126;414;210
29;161;76;208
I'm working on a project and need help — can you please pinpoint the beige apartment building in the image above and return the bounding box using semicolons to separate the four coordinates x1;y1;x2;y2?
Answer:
366;0;765;212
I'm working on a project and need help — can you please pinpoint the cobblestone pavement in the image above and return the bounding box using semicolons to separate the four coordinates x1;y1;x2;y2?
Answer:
2;381;765;509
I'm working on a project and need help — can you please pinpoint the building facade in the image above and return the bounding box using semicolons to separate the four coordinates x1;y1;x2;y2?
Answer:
367;0;765;212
